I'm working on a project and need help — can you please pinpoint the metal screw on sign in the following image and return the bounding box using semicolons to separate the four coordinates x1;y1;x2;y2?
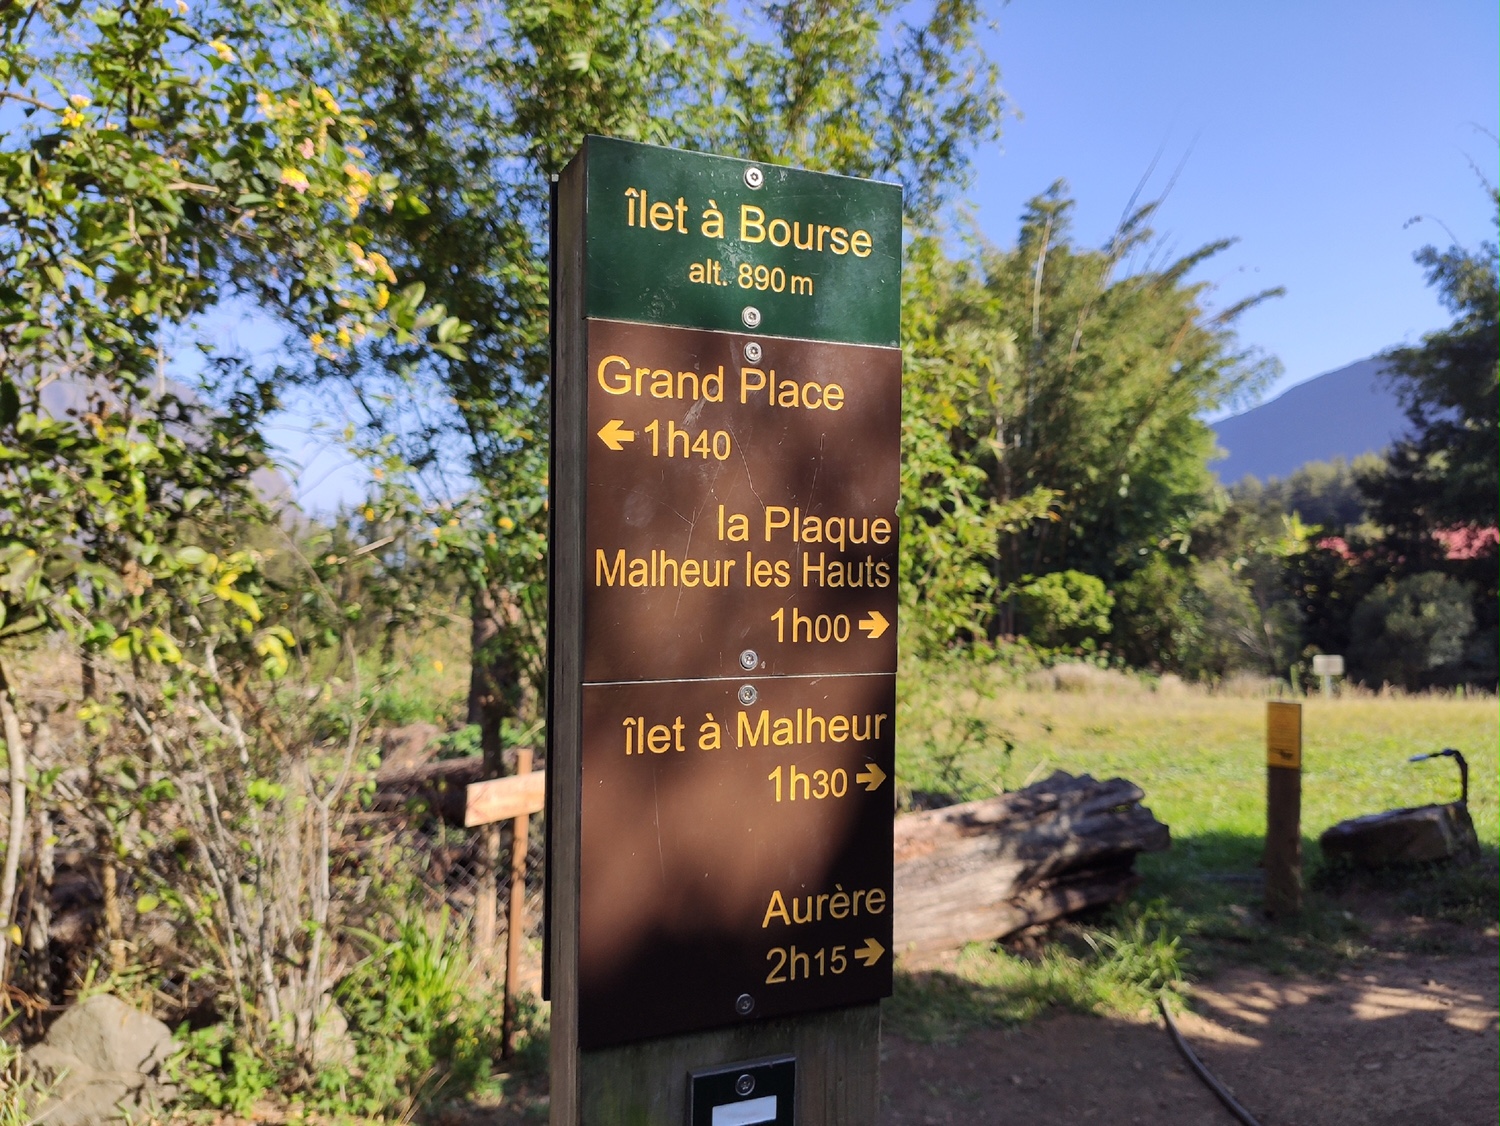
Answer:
741;306;762;329
737;684;758;706
735;1074;756;1097
739;649;759;670
743;165;764;189
735;993;755;1015
743;340;763;363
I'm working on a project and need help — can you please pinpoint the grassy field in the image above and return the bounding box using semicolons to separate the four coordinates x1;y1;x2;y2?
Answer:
889;663;1498;1039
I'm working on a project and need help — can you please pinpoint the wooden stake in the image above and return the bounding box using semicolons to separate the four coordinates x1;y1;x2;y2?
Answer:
502;747;533;1057
1264;701;1303;918
474;823;500;961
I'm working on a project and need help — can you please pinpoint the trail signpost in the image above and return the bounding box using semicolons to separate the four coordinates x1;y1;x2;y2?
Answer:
547;137;901;1124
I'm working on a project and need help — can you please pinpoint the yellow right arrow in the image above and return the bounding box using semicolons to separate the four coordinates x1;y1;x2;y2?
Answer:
855;762;886;792
854;937;885;967
596;418;636;451
857;610;889;639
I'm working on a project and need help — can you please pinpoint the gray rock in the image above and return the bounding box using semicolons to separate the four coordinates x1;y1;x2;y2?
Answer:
1320;802;1480;868
44;994;174;1075
279;998;356;1069
23;996;176;1126
310;1000;356;1069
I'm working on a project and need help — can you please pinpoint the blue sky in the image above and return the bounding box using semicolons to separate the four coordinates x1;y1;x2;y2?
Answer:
260;1;1499;510
968;0;1498;404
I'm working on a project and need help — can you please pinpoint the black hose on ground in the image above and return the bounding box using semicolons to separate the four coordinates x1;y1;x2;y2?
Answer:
1157;997;1265;1126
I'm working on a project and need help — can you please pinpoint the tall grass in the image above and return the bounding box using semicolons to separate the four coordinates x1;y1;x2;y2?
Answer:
0;1034;47;1126
888;904;1185;1042
898;670;1498;857
331;908;541;1117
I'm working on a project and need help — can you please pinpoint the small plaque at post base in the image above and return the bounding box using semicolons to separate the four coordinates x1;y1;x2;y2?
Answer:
690;1056;795;1126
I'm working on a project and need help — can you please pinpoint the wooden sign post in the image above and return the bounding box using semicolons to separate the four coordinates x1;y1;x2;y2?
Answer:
1264;702;1302;918
547;138;901;1124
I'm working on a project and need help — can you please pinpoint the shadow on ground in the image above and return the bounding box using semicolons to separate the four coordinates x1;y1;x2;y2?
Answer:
882;831;1498;1125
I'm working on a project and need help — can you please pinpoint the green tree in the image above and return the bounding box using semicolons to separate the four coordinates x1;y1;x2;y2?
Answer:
900;236;1057;656
0;0;443;1020
246;0;1010;735
1012;569;1113;651
901;185;1279;645
1358;189;1498;686
1363;194;1499;552
1111;553;1204;674
1350;572;1475;690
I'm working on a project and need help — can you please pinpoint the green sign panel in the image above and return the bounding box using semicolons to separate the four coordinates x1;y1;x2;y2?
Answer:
583;136;902;347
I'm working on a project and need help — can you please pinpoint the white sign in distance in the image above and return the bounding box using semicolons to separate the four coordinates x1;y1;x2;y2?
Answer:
1312;654;1345;677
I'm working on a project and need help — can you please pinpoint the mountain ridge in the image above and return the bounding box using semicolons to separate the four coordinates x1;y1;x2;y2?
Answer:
1210;356;1409;483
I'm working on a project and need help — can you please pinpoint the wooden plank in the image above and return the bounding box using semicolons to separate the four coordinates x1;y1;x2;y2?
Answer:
464;769;546;828
502;748;534;1056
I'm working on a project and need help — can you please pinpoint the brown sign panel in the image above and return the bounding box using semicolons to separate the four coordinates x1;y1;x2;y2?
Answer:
583;318;900;683
577;674;895;1049
549;141;901;1066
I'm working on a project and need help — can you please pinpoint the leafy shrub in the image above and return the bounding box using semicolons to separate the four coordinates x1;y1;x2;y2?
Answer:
334;909;526;1115
1350;571;1475;689
1112;554;1205;673
433;723;483;759
1014;570;1114;650
168;1025;277;1116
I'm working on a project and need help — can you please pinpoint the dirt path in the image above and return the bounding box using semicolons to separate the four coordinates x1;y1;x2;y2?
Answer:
879;949;1497;1125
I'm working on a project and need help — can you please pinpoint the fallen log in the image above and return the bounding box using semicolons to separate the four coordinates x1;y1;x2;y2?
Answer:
373;756;486;824
894;770;1170;954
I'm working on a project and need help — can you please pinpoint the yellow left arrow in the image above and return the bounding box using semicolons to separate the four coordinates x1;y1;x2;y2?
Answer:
854;937;885;967
597;419;636;451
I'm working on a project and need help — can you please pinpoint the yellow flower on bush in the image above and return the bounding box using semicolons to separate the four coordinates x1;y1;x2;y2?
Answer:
69;93;91;108
498;516;515;531
313;86;340;114
209;39;234;62
366;251;396;283
279;167;310;193
61;107;85;129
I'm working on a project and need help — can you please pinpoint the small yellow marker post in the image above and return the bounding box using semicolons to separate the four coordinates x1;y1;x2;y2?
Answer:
1264;701;1303;917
